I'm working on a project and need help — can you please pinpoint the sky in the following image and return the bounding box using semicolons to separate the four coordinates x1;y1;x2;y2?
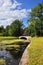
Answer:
0;0;43;27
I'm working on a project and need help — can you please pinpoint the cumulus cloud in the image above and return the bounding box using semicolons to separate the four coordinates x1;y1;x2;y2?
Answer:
0;0;31;27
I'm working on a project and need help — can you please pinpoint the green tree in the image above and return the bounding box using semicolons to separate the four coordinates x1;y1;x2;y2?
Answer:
6;25;10;36
27;3;43;36
3;25;10;36
0;26;4;33
0;26;4;36
10;19;24;36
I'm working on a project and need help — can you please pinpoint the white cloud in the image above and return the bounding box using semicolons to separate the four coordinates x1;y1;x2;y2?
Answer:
0;0;31;27
11;0;22;9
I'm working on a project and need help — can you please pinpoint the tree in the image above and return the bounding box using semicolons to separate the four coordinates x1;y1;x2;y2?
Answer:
10;19;24;36
0;26;4;36
2;19;24;36
5;25;10;36
0;26;4;33
27;3;43;36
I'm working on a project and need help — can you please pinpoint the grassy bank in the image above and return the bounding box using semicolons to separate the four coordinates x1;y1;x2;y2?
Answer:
28;37;43;65
0;37;25;49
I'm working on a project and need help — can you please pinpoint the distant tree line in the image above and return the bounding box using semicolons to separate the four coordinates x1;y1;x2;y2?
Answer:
0;19;24;36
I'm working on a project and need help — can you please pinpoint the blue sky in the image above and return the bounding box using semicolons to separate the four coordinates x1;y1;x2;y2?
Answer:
17;0;43;27
0;0;43;27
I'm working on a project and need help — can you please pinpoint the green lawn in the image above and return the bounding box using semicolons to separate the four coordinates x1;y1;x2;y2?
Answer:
0;36;26;51
28;37;43;65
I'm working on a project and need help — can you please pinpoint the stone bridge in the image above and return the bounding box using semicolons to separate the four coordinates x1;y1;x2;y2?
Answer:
19;36;31;42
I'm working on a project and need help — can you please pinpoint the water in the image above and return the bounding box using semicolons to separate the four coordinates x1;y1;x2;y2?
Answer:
0;41;29;65
0;49;14;64
0;48;25;65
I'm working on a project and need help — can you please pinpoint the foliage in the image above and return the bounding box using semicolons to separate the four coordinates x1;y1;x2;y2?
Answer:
0;19;24;36
27;3;43;36
0;26;4;36
10;19;23;36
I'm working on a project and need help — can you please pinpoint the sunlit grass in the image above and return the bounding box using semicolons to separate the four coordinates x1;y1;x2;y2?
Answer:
28;37;43;65
0;36;24;44
0;39;24;44
0;37;25;50
0;58;6;65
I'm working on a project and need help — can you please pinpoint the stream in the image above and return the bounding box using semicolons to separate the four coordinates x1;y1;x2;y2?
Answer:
0;48;17;65
0;47;26;65
0;41;29;65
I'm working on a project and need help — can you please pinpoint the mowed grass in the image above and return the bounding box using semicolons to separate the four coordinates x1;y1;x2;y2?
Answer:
28;37;43;65
0;37;25;49
0;36;24;44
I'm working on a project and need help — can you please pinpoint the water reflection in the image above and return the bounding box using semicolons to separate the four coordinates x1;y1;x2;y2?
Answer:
0;48;20;65
0;41;30;65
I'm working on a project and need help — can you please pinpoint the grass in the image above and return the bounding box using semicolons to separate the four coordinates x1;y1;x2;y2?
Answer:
0;36;30;44
0;36;18;40
0;39;24;44
0;58;6;65
0;37;23;51
0;36;24;44
28;37;43;65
